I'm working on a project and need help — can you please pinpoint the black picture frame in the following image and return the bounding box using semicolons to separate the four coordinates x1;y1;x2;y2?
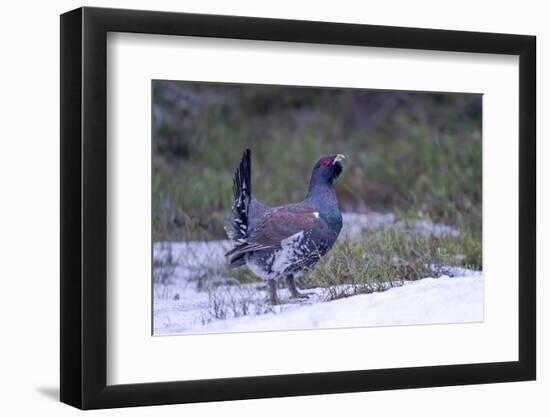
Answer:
60;6;536;410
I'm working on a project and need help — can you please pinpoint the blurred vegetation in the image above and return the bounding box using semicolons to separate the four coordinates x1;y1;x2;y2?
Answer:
152;80;482;261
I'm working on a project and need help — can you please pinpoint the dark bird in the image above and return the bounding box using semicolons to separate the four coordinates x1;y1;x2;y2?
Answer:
225;149;345;304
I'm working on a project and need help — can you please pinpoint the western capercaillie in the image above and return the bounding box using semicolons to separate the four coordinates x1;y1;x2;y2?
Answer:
225;149;345;304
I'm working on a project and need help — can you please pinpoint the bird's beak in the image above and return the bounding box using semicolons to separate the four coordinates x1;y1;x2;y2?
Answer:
333;154;346;164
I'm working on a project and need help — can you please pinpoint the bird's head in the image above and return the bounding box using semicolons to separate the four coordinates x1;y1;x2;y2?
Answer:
312;154;346;184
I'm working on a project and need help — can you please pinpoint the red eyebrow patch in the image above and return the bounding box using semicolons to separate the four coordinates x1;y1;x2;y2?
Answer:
320;159;330;167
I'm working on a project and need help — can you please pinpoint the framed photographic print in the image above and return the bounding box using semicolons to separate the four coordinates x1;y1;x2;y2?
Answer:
60;6;536;409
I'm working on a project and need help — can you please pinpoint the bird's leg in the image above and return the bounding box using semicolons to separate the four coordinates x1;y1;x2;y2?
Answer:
285;275;309;299
267;279;280;305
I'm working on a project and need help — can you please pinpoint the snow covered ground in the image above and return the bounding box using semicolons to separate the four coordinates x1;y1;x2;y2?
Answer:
153;212;482;336
154;273;482;335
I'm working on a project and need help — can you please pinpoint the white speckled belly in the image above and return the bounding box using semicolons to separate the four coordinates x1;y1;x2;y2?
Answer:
244;231;322;280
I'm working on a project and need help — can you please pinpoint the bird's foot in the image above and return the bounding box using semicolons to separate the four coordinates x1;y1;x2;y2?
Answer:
266;280;281;305
266;296;281;305
289;289;310;300
285;275;310;300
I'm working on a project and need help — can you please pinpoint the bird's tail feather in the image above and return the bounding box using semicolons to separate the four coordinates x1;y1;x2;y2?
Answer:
226;149;251;243
226;256;246;269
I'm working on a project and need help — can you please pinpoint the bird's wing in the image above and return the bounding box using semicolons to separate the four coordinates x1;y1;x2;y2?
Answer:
225;204;320;258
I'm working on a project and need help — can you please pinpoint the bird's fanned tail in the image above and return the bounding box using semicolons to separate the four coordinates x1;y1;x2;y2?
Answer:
225;149;252;268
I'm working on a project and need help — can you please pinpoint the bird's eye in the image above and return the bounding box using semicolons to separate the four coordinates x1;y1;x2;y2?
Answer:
320;159;330;167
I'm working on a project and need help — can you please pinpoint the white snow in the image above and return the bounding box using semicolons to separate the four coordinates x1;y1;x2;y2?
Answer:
154;273;482;335
207;275;481;333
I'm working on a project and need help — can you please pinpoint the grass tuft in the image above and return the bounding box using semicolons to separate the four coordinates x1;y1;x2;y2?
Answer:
301;228;480;300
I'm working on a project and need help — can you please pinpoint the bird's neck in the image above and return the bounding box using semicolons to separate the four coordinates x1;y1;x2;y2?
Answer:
304;178;342;225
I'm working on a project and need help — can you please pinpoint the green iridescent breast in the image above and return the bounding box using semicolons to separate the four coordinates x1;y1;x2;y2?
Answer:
319;208;343;235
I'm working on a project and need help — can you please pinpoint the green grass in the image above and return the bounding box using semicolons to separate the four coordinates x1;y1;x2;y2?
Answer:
302;227;480;297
